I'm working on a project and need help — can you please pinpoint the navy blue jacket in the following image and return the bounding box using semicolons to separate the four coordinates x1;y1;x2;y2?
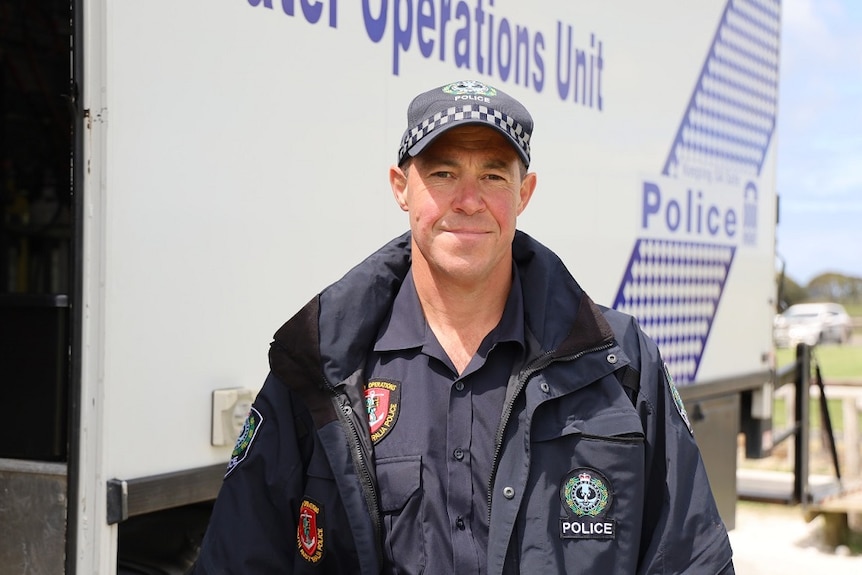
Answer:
193;231;735;574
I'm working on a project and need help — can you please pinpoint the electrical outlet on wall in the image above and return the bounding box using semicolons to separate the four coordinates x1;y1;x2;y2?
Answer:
211;388;256;446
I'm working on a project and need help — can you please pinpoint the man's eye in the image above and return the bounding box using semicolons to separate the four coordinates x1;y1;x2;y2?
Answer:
431;171;452;179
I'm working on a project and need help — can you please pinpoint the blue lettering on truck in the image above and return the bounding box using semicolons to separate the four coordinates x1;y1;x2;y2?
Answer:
641;182;738;239
247;0;338;28
243;0;606;110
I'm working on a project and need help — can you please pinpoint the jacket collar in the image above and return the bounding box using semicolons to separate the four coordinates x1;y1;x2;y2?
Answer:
269;231;615;413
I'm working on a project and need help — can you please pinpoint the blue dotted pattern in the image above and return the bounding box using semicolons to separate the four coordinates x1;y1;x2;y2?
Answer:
613;240;736;384
662;0;780;177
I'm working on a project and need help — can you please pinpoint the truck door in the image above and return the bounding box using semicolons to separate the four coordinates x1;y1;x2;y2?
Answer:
0;0;76;572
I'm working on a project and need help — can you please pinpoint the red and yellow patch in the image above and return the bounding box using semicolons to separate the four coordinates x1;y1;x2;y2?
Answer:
297;498;324;563
365;379;401;444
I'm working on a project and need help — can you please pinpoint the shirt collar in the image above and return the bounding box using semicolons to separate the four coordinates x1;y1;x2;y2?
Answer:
374;265;526;356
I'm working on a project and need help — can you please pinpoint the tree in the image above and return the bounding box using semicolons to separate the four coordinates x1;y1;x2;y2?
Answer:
806;272;862;304
776;272;806;311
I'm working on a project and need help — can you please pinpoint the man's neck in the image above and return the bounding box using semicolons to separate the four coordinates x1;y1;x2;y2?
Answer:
411;262;512;374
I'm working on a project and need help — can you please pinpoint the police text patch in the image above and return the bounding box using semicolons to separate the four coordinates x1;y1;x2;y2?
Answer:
559;467;616;539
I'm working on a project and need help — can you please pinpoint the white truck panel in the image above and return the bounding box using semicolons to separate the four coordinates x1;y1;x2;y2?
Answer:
0;1;776;573
75;3;779;570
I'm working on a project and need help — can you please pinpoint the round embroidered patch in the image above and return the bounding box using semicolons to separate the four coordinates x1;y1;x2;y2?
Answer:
561;468;612;517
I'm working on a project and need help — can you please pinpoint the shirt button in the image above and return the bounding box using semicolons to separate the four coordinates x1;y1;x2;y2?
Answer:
539;382;550;393
456;516;466;530
455;381;465;392
502;486;515;499
453;448;464;460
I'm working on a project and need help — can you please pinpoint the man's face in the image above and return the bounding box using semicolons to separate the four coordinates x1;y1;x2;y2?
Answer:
390;125;536;288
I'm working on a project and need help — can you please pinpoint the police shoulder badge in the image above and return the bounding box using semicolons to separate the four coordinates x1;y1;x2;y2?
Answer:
365;380;401;444
224;406;263;478
297;498;325;564
664;362;693;434
559;467;616;539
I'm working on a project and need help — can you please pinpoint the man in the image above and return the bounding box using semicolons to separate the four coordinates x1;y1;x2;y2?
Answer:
192;80;735;574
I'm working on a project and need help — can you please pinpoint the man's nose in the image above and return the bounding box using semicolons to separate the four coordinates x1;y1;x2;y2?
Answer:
452;180;485;214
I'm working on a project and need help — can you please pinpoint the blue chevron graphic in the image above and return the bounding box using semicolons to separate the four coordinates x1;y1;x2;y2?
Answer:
613;240;736;384
615;0;779;385
663;0;780;178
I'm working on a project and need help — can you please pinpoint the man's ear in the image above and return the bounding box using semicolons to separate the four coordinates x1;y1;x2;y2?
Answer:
390;165;409;212
517;172;537;215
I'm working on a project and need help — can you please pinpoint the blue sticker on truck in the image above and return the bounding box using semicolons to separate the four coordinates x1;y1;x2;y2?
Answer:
615;0;779;384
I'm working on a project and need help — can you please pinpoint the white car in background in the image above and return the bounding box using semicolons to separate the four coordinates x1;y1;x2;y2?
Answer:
773;302;854;348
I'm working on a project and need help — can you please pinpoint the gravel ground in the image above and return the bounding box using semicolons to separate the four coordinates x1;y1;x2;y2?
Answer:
729;501;862;574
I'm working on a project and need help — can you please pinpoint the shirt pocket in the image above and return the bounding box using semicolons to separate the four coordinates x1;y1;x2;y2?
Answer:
525;407;645;572
531;408;645;499
532;406;644;448
376;454;425;575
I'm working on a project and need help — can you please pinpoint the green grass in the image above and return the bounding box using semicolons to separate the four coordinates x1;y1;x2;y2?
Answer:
772;397;861;433
773;342;862;433
843;303;862;317
775;345;862;380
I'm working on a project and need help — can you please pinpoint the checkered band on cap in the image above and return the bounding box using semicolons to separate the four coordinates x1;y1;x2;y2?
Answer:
397;104;532;165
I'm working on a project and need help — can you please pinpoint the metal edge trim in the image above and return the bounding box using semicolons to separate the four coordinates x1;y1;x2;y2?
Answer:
678;370;772;402
105;463;225;524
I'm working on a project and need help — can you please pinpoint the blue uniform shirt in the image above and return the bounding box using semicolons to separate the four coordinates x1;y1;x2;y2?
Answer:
365;268;525;575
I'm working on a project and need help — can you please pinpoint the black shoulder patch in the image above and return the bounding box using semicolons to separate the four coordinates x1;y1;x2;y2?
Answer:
225;407;263;477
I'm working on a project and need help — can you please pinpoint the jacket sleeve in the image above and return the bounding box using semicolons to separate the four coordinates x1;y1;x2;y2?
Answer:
191;371;311;574
625;319;736;574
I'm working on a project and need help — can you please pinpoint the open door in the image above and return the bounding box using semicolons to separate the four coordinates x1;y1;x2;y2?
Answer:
0;1;76;572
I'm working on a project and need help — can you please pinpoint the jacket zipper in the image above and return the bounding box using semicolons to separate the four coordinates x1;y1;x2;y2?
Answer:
328;384;383;564
487;341;615;521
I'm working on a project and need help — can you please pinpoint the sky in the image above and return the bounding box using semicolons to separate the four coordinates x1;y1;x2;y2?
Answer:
776;0;862;284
